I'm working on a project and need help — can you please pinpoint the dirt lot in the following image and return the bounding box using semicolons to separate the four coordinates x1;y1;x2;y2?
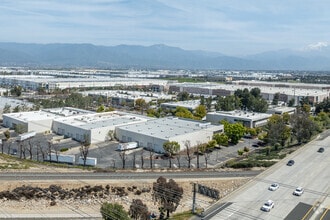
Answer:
0;157;252;218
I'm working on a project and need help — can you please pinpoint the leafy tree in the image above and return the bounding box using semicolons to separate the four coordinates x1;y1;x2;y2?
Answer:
80;134;90;166
146;108;160;118
288;98;295;107
96;105;105;112
100;202;130;220
282;112;290;124
135;98;148;114
163;141;180;168
314;112;330;129
250;97;268;113
213;133;229;146
234;88;251;110
10;85;22;97
177;91;189;101
265;114;291;147
290;109;317;143
1;130;10;154
315;97;330;114
129;199;149;220
3;104;11;113
222;121;245;144
4;130;10;141
216;95;241;111
205;96;213;110
13;105;21;113
119;150;128;169
272;93;280;105
299;96;310;106
107;130;115;141
301;104;311;113
175;106;194;119
207;139;217;149
250;87;261;98
153;176;183;219
184;140;194;168
234;88;268;112
194;105;207;119
200;95;205;106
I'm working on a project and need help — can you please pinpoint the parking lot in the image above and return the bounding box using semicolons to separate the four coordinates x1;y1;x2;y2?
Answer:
2;128;260;169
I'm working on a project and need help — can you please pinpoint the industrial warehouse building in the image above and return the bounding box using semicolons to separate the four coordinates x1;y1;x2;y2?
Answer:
2;107;224;152
52;112;150;144
0;75;169;92
169;82;329;106
2;107;93;133
206;111;271;128
115;117;224;153
80;90;174;107
160;100;201;112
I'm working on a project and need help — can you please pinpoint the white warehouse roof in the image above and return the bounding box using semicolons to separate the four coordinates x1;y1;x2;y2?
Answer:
118;117;221;140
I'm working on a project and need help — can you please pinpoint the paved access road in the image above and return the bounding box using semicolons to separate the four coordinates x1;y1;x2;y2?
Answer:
202;131;329;220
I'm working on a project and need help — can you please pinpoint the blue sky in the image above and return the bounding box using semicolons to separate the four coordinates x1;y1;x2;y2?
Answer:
0;0;329;55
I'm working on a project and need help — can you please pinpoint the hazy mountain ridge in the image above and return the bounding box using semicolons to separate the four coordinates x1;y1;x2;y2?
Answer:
0;42;330;70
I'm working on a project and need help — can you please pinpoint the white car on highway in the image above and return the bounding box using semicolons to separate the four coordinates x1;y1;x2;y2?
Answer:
268;183;279;191
261;200;275;212
293;187;304;196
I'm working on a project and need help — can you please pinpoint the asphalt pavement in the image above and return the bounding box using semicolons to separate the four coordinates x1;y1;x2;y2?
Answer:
196;130;330;220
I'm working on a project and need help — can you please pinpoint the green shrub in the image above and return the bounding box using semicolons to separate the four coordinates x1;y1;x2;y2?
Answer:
60;147;69;152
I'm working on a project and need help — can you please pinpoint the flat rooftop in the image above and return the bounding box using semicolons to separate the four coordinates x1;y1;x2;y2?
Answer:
208;110;271;121
117;117;222;140
161;100;201;109
3;107;93;122
171;82;329;97
54;112;150;130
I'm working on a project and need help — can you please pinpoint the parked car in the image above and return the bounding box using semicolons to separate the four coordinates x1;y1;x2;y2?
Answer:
318;147;324;153
11;149;17;155
268;183;279;191
287;160;295;166
261;200;275;212
293;187;304;196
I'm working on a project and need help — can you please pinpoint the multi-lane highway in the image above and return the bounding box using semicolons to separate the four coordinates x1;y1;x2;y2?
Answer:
201;131;329;220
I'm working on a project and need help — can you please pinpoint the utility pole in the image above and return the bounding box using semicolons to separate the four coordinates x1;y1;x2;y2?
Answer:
192;183;197;214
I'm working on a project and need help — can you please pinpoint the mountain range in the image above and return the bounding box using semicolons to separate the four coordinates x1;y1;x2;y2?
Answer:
0;42;330;70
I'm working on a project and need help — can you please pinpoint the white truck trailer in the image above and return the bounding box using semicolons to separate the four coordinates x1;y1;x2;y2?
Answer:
17;131;36;141
78;157;97;166
46;153;75;164
117;142;138;151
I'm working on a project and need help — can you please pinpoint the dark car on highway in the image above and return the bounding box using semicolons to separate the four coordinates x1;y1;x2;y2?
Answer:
287;160;295;166
317;147;324;153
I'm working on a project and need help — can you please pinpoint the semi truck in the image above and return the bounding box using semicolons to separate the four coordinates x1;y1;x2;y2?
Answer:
78;157;97;166
117;142;138;151
46;153;75;164
17;131;36;141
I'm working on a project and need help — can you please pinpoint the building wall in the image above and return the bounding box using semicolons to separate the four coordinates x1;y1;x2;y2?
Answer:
206;112;270;128
90;126;116;143
28;119;53;133
2;115;28;132
52;121;89;142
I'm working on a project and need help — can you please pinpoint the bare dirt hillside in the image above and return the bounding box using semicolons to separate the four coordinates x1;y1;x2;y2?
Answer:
0;156;253;218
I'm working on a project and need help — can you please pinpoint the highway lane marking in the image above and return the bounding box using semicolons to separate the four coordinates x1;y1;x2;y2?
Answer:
320;206;329;220
301;200;319;220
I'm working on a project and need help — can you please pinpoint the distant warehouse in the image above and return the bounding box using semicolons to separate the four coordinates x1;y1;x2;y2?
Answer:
206;111;271;128
115;117;224;153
